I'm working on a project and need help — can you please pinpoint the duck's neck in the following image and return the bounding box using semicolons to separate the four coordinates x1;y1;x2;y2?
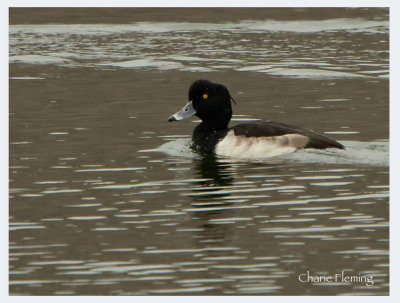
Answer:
199;119;230;132
195;105;232;132
192;121;229;152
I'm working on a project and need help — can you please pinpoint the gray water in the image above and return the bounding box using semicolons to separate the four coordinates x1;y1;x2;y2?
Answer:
9;8;389;295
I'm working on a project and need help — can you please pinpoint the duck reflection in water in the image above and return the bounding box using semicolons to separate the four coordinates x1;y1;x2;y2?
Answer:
191;152;235;208
189;153;236;244
194;152;234;187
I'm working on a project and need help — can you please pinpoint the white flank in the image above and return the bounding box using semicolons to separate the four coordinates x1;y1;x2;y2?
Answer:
215;131;309;159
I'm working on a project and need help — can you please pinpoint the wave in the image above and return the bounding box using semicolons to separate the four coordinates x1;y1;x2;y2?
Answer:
141;139;389;167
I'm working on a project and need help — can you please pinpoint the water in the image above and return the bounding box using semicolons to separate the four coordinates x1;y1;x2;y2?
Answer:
9;8;389;295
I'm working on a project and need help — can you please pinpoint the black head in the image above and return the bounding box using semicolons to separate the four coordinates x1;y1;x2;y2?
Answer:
168;80;234;130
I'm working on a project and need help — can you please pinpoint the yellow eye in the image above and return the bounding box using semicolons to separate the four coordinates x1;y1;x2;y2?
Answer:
203;93;208;99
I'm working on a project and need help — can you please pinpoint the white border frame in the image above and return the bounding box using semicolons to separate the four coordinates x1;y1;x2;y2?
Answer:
3;1;398;302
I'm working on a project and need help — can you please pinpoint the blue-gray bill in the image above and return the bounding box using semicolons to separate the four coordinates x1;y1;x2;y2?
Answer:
168;101;196;122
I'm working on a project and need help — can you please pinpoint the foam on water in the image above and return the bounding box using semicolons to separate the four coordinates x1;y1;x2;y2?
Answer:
10;55;72;65
140;139;197;158
9;19;389;78
257;68;371;79
9;19;387;35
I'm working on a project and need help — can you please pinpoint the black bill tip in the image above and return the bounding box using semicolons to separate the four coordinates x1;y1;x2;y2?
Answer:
168;115;176;122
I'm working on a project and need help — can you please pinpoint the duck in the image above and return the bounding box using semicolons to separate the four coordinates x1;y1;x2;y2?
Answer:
168;79;344;158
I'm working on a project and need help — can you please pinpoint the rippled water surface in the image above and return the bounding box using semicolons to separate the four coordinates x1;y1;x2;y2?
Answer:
9;8;389;295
